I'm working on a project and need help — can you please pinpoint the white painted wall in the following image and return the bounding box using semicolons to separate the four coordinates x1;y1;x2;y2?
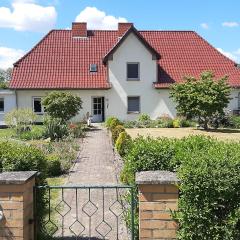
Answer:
14;33;240;122
107;32;176;120
0;90;16;125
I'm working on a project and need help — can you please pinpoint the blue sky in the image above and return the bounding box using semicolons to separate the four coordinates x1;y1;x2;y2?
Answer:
0;0;240;69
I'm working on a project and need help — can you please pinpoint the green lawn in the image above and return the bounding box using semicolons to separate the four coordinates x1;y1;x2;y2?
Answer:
0;128;15;138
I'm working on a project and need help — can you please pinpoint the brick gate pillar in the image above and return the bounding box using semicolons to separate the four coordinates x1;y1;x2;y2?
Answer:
136;171;180;240
0;171;37;240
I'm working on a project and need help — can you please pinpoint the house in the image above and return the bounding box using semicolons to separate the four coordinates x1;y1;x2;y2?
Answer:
4;22;240;123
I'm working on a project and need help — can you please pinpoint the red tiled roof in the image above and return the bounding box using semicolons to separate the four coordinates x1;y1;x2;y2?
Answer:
10;29;240;89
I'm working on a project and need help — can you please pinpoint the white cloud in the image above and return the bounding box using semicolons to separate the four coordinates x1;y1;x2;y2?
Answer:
0;46;25;69
200;23;209;29
222;22;239;27
0;1;57;32
217;48;239;62
235;49;240;55
75;7;127;30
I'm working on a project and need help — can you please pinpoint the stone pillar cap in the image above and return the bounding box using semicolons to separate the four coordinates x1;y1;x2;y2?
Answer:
136;171;180;185
0;171;38;184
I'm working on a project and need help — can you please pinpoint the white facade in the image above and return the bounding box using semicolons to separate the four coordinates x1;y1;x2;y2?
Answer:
7;32;240;123
0;90;16;125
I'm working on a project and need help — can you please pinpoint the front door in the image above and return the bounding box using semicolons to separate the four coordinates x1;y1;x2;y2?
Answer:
92;97;104;122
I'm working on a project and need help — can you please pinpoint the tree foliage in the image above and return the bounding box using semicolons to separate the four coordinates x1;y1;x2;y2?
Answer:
170;71;231;129
0;68;12;89
42;91;82;122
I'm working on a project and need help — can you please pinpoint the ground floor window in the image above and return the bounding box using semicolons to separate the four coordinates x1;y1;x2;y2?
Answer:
0;98;4;112
33;97;43;113
127;96;140;113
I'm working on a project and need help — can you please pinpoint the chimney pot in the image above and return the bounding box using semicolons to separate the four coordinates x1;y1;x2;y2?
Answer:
72;22;87;38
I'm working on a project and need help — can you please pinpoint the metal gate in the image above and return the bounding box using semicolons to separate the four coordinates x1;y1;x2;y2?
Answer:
34;185;135;240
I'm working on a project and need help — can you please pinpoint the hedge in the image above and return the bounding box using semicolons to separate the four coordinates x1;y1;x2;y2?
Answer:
120;135;240;239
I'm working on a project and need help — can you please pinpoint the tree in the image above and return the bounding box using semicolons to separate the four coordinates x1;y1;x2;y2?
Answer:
42;91;82;122
0;68;12;89
170;71;231;129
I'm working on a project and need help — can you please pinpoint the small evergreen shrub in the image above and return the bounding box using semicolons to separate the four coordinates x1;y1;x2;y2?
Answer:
115;131;132;156
109;118;122;131
105;116;118;128
46;154;62;176
111;125;125;143
138;113;151;122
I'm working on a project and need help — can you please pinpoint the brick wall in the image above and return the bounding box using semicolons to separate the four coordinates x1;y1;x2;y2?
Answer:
0;172;37;240
136;171;179;240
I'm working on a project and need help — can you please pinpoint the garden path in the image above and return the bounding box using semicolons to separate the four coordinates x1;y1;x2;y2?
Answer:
54;124;129;239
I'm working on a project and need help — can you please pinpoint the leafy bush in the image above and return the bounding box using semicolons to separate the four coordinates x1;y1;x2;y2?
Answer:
17;126;45;140
4;108;37;133
175;141;240;239
44;117;69;140
173;118;181;128
115;131;132;156
46;154;62;176
0;140;47;174
230;116;240;129
42;91;82;122
120;135;240;239
138;113;151;122
109;118;122;131
157;115;174;128
111;125;125;143
105;116;118;128
121;136;176;184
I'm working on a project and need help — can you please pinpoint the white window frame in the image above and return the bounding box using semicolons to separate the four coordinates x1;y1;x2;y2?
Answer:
127;96;141;114
32;97;44;114
0;97;4;113
126;62;140;81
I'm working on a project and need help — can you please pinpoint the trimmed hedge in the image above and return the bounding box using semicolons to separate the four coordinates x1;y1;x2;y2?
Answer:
115;131;132;156
111;125;125;143
120;135;240;239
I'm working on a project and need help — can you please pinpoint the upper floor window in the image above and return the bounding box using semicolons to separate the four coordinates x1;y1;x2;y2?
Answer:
33;97;43;114
90;64;97;72
127;63;139;80
0;98;4;112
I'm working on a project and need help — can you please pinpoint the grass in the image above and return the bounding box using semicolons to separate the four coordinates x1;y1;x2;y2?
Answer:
126;127;240;141
0;128;15;138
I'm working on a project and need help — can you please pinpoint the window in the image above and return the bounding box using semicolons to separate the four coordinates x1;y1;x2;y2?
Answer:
33;97;43;113
90;64;97;72
238;92;240;109
127;96;140;113
127;63;139;80
0;98;4;112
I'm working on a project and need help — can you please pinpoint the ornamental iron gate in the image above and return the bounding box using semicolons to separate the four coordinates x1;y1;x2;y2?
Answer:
34;185;135;240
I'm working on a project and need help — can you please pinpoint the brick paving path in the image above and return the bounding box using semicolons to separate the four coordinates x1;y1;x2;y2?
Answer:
54;124;129;239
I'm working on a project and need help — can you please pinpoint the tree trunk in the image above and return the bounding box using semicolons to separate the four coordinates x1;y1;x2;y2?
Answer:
203;118;208;130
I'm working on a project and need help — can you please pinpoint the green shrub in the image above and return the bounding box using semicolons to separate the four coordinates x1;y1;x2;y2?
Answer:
46;154;62;177
105;116;117;128
115;131;132;156
44;117;69;140
42;91;82;122
157;115;174;128
173;118;181;128
17;126;45;140
230;116;240;129
121;136;176;184
111;125;125;143
138;113;151;122
175;140;240;239
4;108;37;133
0;140;47;174
109;118;122;130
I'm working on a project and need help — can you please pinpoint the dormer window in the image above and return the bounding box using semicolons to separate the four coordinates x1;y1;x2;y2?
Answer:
127;62;140;80
90;64;97;72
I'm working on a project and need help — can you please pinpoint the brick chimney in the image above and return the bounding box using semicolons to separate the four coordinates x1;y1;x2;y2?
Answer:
118;23;133;37
72;22;87;38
